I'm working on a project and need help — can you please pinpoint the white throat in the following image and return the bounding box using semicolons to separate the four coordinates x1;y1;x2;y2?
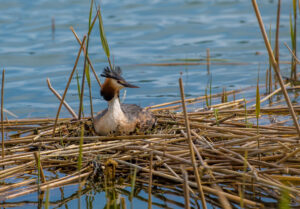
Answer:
107;95;124;118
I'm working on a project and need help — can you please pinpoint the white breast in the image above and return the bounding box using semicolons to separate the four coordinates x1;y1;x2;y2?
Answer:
94;96;128;135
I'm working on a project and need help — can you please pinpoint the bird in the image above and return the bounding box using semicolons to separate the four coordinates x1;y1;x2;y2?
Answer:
93;66;156;135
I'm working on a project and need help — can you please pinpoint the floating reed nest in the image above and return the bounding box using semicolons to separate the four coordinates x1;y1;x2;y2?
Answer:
0;84;300;209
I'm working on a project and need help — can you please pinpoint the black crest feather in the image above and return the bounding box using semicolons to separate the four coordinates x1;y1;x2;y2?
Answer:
101;66;123;80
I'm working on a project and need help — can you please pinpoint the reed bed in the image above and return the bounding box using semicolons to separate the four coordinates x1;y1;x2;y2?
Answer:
0;85;299;208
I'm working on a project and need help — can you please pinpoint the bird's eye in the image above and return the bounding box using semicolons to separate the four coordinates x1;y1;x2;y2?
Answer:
117;80;124;85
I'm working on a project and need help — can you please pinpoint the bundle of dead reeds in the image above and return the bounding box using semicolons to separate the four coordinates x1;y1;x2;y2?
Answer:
0;81;300;208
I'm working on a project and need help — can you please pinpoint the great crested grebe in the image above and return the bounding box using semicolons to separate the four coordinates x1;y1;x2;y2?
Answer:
93;66;156;135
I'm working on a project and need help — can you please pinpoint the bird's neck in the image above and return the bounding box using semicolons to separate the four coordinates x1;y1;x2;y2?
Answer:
107;95;125;118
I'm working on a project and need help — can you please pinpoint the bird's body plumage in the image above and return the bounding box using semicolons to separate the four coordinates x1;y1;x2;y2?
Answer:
93;66;155;135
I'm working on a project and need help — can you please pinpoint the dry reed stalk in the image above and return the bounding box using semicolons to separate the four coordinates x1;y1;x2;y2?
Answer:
179;78;207;209
121;197;126;209
148;88;248;109
252;0;300;138
136;62;249;67
47;78;77;118
148;151;153;209
213;184;232;209
0;179;35;193
70;26;102;87
206;48;210;74
52;35;86;136
285;42;300;64
78;32;89;120
2;171;91;201
181;165;190;209
1;69;4;159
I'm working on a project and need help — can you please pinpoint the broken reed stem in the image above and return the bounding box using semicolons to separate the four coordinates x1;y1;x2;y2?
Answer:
78;34;89;120
181;165;191;209
1;69;4;159
121;197;126;209
70;26;102;87
252;0;300;139
213;184;232;209
47;78;77;118
179;78;207;209
148;151;153;209
33;152;46;183
285;42;300;64
52;35;86;137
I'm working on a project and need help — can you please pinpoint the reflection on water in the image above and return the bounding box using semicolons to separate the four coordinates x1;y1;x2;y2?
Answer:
0;180;283;209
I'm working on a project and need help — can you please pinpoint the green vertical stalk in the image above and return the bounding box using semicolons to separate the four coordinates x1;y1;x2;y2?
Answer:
78;124;84;170
279;188;291;209
98;5;113;70
86;0;94;120
213;109;219;126
45;188;50;209
274;0;281;90
293;0;297;80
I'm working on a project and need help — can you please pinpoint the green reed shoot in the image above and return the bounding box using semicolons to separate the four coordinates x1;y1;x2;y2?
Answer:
205;88;209;107
89;0;93;29
45;188;50;209
222;87;227;103
274;0;281;70
289;0;297;80
205;75;212;107
34;152;42;189
76;69;84;117
86;0;94;120
279;188;291;209
98;5;113;70
130;167;137;202
77;124;84;171
213;108;219;126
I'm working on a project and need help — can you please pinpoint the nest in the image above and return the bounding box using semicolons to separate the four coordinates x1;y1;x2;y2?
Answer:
0;86;300;209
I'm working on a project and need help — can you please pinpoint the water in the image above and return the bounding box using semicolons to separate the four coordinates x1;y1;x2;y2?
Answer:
0;0;298;208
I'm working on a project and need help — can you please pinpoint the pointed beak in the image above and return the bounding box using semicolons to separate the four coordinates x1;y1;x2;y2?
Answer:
122;81;139;88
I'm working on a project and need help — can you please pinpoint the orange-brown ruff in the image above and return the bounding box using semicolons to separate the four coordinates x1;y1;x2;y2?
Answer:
94;67;155;135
